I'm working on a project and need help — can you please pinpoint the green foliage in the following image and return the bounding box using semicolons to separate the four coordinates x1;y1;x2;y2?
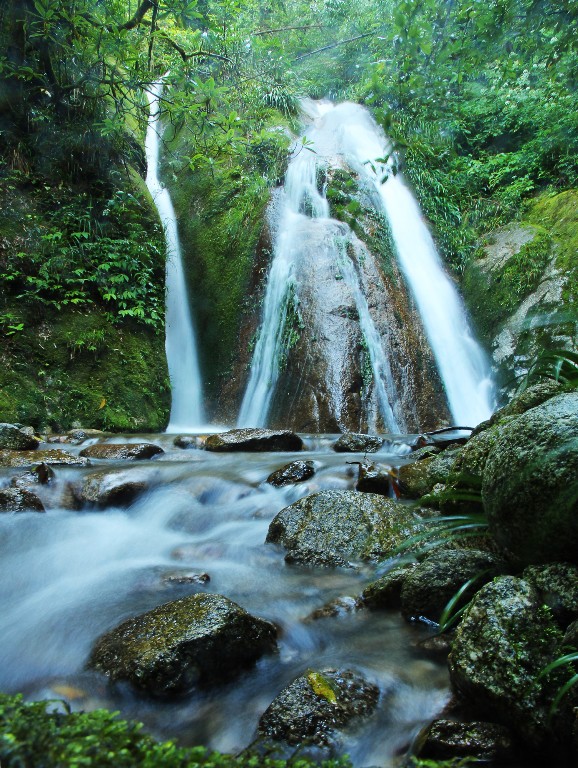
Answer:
0;694;351;768
539;651;578;716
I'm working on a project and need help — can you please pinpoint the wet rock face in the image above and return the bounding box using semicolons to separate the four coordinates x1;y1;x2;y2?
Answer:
0;487;45;513
397;448;460;499
266;490;424;568
76;468;154;508
79;443;164;461
355;461;394;496
361;563;418;610
0;423;40;451
482;392;578;565
332;433;384;453
0;449;90;467
449;576;562;746
267;460;315;487
522;562;578;627
87;593;277;697
417;719;517;763
204;429;303;453
258;668;379;746
400;549;504;624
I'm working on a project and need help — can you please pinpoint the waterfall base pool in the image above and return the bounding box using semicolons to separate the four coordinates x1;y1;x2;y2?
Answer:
0;434;450;767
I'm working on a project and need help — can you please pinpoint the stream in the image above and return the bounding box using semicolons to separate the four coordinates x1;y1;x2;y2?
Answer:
0;435;449;766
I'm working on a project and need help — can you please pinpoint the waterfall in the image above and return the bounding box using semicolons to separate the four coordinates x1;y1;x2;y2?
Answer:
331;103;495;426
237;105;402;431
144;81;204;431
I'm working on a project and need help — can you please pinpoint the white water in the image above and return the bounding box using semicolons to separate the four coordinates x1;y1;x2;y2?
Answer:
145;82;204;431
329;102;495;426
238;103;402;430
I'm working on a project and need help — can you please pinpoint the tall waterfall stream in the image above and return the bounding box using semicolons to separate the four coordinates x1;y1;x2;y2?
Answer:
0;437;449;766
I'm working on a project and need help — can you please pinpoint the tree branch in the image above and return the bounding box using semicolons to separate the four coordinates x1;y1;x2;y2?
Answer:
254;24;325;36
293;33;373;62
158;33;232;63
118;0;155;31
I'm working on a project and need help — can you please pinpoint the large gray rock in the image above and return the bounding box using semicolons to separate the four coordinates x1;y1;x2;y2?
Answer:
449;576;562;746
258;668;379;746
87;594;277;696
79;443;164;461
400;549;504;624
266;490;425;568
0;487;45;513
76;468;155;508
204;429;303;452
0;423;39;451
332;433;384;453
0;449;90;468
482;392;578;565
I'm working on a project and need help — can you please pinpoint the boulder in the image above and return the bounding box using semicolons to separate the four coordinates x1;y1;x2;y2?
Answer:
266;490;425;568
332;433;384;453
416;719;517;763
522;563;578;627
355;461;395;496
397;448;460;499
258;668;379;746
76;468;154;508
0;487;45;513
0;423;39;451
400;549;504;624
87;593;277;696
361;563;418;610
448;576;562;746
267;460;315;487
10;463;55;488
79;443;164;461
482;392;578;565
67;429;107;444
173;435;199;449
204;429;303;452
0;449;90;468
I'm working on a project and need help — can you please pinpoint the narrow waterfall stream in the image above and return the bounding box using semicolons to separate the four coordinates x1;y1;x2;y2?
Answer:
239;101;494;430
145;82;204;431
0;437;449;767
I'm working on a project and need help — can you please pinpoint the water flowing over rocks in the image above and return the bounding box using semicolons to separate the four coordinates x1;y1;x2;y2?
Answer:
79;443;164;461
257;668;379;746
482;391;578;565
0;487;45;513
266;489;425;568
0;449;90;467
88;593;277;696
204;429;303;453
332;433;384;453
0;423;40;451
266;460;315;487
10;462;55;488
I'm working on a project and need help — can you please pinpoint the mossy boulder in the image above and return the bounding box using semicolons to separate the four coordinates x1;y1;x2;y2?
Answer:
204;429;303;453
267;460;315;487
257;668;379;746
482;392;578;565
397;448;460;499
87;594;277;697
522;563;578;628
266;490;426;568
79;443;164;461
448;576;563;747
332;434;384;453
400;549;504;624
0;449;90;467
0;487;45;513
0;423;39;450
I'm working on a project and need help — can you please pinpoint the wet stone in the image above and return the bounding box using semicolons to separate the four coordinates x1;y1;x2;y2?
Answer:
332;433;384;453
10;462;55;488
267;460;315;487
355;461;394;496
161;571;211;586
0;423;40;451
416;719;517;763
361;563;418;610
204;428;303;453
258;668;379;746
0;449;90;468
79;443;164;461
0;487;45;513
305;596;361;621
76;467;154;508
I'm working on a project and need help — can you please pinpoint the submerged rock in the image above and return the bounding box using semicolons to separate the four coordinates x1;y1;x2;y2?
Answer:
76;468;155;508
87;593;277;696
400;549;504;624
258;668;379;746
266;490;424;568
10;462;55;488
0;423;39;451
79;443;164;461
0;449;90;468
416;719;517;763
332;433;384;453
449;576;562;746
204;429;303;452
0;487;45;513
482;392;578;565
267;460;315;487
305;596;361;621
355;461;395;496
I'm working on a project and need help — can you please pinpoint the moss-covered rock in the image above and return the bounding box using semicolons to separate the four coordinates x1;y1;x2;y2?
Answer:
0;423;39;450
257;668;379;746
0;449;90;467
0;487;45;513
266;490;426;568
482;392;578;566
415;719;517;763
522;563;578;628
88;593;277;696
397;448;461;499
361;563;418;610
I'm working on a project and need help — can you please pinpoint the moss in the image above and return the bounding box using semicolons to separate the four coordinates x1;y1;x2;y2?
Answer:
307;671;338;704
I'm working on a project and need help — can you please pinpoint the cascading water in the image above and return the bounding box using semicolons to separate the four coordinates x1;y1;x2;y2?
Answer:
331;103;495;426
238;103;403;431
145;81;204;431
